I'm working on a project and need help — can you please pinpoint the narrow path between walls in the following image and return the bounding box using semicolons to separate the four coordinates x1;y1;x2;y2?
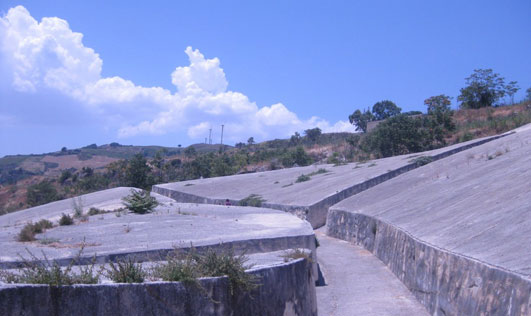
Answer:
315;229;428;316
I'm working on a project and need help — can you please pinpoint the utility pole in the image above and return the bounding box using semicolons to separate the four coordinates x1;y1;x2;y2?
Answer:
220;124;224;152
209;128;212;145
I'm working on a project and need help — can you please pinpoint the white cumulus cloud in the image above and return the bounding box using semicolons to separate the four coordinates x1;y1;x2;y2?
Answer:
0;5;356;144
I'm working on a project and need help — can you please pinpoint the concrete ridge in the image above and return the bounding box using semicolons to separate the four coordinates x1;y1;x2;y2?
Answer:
0;234;315;269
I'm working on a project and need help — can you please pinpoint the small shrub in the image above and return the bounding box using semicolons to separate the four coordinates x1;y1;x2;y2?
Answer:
296;174;311;183
152;249;200;285
106;257;146;283
59;213;74;226
87;207;107;216
17;220;54;242
238;194;265;207
410;156;433;167
199;248;258;295
1;247;100;285
122;189;159;214
18;223;38;242
72;197;84;218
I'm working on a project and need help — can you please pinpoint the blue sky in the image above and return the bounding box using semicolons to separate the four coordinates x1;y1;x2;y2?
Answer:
1;1;530;157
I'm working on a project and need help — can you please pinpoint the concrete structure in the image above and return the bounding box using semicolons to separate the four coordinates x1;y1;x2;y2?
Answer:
0;255;316;316
327;124;531;315
0;188;317;315
154;134;506;228
0;189;315;268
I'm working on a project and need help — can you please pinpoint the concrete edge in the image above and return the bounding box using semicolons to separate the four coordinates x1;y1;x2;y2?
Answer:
0;233;316;269
326;209;531;315
0;256;317;316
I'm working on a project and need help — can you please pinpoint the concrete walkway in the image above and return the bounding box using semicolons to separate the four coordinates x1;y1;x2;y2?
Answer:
315;230;428;316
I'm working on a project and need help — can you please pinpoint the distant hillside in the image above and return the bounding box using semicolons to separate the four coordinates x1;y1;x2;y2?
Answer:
1;101;530;215
0;143;228;185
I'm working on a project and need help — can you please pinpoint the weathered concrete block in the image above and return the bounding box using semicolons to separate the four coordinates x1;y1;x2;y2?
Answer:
0;257;317;316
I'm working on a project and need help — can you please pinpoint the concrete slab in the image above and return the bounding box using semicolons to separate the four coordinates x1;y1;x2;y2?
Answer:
327;123;531;315
0;189;315;268
315;230;428;316
153;134;507;228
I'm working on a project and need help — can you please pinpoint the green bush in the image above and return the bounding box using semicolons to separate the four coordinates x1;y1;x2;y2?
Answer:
106;257;146;283
17;220;54;242
59;213;74;226
26;180;60;207
0;248;100;285
122;189;159;214
410;156;433;167
296;174;311;183
154;247;258;295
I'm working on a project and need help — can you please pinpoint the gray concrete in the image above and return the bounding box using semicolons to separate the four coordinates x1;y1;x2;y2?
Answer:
0;187;135;226
315;230;428;316
327;124;531;315
154;134;507;228
0;189;315;268
0;256;317;316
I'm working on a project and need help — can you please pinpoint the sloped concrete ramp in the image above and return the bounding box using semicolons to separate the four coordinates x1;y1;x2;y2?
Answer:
154;134;505;228
327;124;531;315
0;189;315;268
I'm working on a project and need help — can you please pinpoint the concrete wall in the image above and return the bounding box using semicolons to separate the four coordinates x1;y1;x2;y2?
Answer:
0;257;317;316
326;210;531;316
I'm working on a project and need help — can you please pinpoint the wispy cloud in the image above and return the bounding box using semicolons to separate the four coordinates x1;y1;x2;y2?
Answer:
0;6;355;144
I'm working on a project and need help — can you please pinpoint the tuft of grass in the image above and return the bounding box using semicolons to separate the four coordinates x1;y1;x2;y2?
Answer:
281;183;293;188
238;194;265;207
296;174;311;183
367;163;377;167
308;168;329;176
184;183;194;186
154;247;259;296
122;189;159;214
106;257;146;283
87;207;106;216
59;213;74;226
281;249;312;263
0;246;101;285
72;197;84;218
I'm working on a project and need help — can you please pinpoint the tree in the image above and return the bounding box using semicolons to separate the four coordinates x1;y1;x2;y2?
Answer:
247;137;255;146
61;147;67;153
458;69;506;109
290;132;301;145
505;81;520;104
372;100;401;120
304;127;322;142
527;87;531;101
235;142;246;149
125;153;152;189
349;109;374;133
424;95;452;114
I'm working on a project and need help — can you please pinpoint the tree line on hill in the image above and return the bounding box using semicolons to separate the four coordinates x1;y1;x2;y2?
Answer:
347;68;530;158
